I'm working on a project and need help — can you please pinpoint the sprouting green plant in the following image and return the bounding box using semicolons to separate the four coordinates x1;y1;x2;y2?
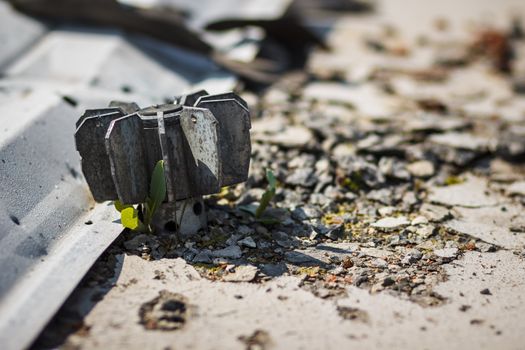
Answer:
239;169;279;224
255;169;276;218
114;160;167;233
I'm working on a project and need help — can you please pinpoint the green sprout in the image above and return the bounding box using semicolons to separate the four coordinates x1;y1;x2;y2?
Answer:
255;169;276;218
114;160;167;233
240;169;279;224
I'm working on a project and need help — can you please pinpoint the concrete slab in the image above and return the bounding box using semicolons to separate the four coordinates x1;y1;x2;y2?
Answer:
54;250;525;350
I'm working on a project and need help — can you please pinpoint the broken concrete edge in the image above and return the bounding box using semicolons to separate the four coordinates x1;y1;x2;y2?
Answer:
0;204;122;350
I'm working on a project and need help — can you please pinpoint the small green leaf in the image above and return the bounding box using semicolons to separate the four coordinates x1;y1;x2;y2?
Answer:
121;207;142;230
238;204;258;216
114;200;132;212
255;169;276;218
145;160;167;225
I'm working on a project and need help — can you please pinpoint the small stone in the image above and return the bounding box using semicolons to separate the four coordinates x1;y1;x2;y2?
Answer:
272;231;293;248
342;256;353;269
430;132;491;152
309;229;321;240
378;206;396;216
434;247;459;259
325;224;344;240
415;225;435;239
330;266;345;275
411;216;429;225
480;288;492;295
420;203;451;222
286;168;317;187
238;225;254;236
406;160;435;178
292;205;322;221
223;265;259;282
211;245;243;259
476;241;497;253
402;249;423;265
192;251;212;263
507;181;525;196
371;258;388;268
255;225;268;235
402;191;418;207
238;237;257;248
371;216;410;231
284;251;318;264
382;276;395;287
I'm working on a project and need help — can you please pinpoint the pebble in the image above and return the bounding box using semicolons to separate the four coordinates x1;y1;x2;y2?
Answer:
401;249;423;265
223;265;259;282
378;206;396;216
406;160;435;178
420;203;451;222
411;216;429;225
434;247;459;259
371;258;388;268
211;245;243;259
284;251;319;264
238;236;257;248
480;288;492;295
371;216;410;231
286;168;317;187
429;132;491;152
476;241;497;253
192;251;212;264
507;181;525;196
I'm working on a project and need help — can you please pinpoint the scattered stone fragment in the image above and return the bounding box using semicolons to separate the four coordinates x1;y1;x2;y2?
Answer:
378;206;396;216
238;236;257;248
402;249;423;265
223;265;259;282
476;242;497;253
252;116;313;148
434;247;459;260
406;160;435;178
211;245;243;259
192;251;212;264
497;125;525;160
420;203;451;222
370;258;388;268
507;181;525;196
429;132;492;152
480;288;492;295
286;168;317;187
284;251;321;265
411;216;429;225
371;216;410;231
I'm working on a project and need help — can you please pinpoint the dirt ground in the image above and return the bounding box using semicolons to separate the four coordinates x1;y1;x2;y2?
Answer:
33;0;525;349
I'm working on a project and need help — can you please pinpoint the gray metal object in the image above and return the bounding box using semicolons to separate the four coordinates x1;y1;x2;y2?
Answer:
75;90;251;235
